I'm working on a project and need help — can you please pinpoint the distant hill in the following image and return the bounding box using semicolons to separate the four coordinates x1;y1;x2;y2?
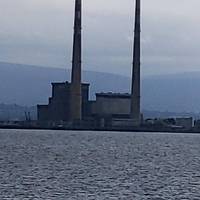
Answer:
0;62;200;113
0;62;130;106
143;73;200;113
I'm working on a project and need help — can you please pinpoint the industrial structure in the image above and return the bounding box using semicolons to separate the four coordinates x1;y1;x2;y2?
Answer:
70;0;82;122
37;0;142;128
131;0;141;124
38;0;86;125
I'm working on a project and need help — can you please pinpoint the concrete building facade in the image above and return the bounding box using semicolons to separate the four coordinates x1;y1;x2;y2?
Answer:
91;93;131;118
37;82;89;123
37;89;132;128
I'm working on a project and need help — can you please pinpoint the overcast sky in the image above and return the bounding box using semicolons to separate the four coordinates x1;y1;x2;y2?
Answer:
1;0;200;76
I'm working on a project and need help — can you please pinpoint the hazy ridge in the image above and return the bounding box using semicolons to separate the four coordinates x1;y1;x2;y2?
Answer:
0;62;200;119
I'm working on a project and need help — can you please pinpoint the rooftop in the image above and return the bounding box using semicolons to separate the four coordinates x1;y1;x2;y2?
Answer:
96;92;131;99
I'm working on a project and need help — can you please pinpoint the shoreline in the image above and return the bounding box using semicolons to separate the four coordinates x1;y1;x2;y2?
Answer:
0;124;199;134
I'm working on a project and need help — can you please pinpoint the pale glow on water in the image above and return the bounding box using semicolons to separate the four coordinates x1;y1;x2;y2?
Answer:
0;130;200;199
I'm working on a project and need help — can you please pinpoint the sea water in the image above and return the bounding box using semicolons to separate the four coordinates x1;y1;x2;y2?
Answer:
0;129;200;199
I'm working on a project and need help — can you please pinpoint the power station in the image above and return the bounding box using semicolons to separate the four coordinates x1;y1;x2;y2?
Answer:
37;0;141;129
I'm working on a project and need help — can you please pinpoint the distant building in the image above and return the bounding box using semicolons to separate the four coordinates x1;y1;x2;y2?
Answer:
194;119;200;129
37;82;90;123
37;0;142;128
91;93;132;128
175;117;193;130
38;0;83;124
91;93;131;118
38;89;140;128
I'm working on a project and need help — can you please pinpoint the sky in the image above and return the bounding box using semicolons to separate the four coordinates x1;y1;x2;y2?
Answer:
1;0;200;77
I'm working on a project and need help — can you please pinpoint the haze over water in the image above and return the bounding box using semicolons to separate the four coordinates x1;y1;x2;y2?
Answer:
1;129;200;199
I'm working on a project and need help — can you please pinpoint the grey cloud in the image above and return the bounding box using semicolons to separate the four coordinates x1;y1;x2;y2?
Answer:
0;0;200;76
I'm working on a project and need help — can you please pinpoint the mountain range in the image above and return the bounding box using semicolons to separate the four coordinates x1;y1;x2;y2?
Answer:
0;61;200;115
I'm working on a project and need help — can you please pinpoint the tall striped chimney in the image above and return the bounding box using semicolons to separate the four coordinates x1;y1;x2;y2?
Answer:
130;0;141;124
70;0;82;121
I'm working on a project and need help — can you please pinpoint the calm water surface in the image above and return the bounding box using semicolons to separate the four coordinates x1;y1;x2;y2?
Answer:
0;129;200;199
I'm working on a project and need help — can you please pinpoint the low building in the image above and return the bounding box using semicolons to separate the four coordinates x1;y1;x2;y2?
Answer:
37;82;90;123
194;119;200;129
91;93;131;118
37;88;142;128
175;117;193;130
90;93;137;128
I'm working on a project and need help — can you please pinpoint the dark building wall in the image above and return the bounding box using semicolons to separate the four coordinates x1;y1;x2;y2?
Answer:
37;105;49;121
49;82;71;121
91;93;131;118
38;88;134;124
89;93;142;128
82;84;90;118
37;82;90;122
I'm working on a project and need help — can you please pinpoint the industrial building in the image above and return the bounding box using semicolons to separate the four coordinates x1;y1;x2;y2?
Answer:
175;117;193;130
37;0;142;128
37;82;90;122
